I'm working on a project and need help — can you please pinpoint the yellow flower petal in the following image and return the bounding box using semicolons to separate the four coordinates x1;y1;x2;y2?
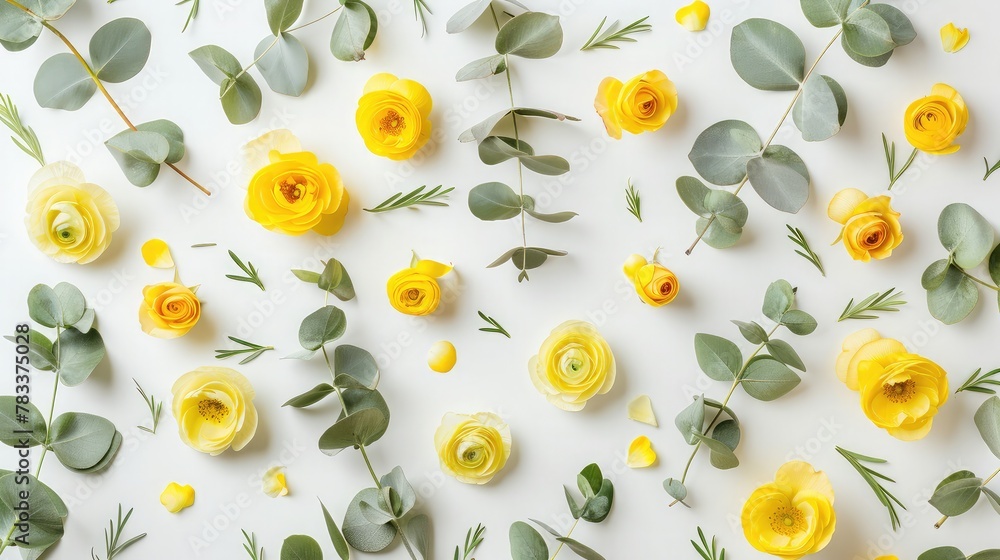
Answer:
141;238;174;269
627;395;658;426
826;188;869;225
940;23;970;53
160;482;195;513
414;259;453;278
262;466;289;498
622;254;647;279
676;1;710;32
427;340;457;373
627;436;656;468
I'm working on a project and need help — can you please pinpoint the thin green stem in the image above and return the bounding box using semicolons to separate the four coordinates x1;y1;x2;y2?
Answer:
548;518;579;560
958;268;1000;291
887;148;917;190
936;464;1000;528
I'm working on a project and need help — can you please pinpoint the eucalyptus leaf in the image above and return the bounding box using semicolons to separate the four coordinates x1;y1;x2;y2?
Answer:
662;478;687;501
469;182;522;221
456;54;507;82
688;120;761;186
292;269;321;283
974;396;1000;460
0;1;41;45
359;500;394;525
447;0;491;33
711;419;741;451
189;44;241;85
256;33;309;97
343;488;397;552
927;265;978;325
938;203;995;269
843;7;894;57
402;514;431;560
741;357;801;401
693;333;742;381
334;345;379;389
867;4;915;47
929;470;983;517
732;320;768;344
74;308;95;334
478;136;569;175
136;120;185;164
983;488;1000;516
459;107;579;143
27;284;61;327
510;521;548;560
33;53;96;111
766;339;806;371
746;145;810;213
73;430;121;474
265;0;303;35
19;0;75;20
675;395;705;445
780;310;817;336
522;195;577;223
580;480;613;523
793;73;846;142
318;408;387;454
89;18;151;83
0;398;46;447
0;473;64;550
105;129;169;187
330;1;376;62
677;176;710;216
495;12;562;59
320;500;351;560
299;306;347;351
48;412;116;470
693;432;739;470
919;547;968;560
841;34;893;67
57;327;105;386
220;73;263;125
282;383;336;408
989;245;1000;286
319;258;355;301
577;463;602;497
800;0;850;27
280;534;323;560
555;538;605;560
921;259;951;290
762;279;794;323
730;18;805;91
380;466;416;516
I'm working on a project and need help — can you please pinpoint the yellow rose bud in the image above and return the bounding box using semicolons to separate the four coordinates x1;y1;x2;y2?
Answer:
434;412;511;485
427;340;457;373
25;161;119;264
160;482;195;513
171;366;258;455
940;23;970;53
595;70;678;139
356;73;432;160
386;258;452;316
903;83;968;155
529;320;616;411
623;253;680;306
626;436;656;469
741;461;836;560
139;282;201;339
242;130;350;236
262;466;289;498
676;1;710;32
827;189;903;261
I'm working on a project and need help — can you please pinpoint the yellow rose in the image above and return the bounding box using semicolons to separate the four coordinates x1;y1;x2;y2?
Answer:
836;329;948;441
676;1;710;31
25;161;119;264
623;253;680;306
741;461;836;560
171;366;258;455
139;282;201;339
434;412;511;485
529;320;616;411
827;189;903;261
595;70;678;139
386;258;452;316
242;129;350;236
160;482;195;513
356;73;432;160
940;23;970;53
904;83;968;155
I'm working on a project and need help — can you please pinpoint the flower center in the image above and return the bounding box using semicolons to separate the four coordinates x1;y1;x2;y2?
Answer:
279;177;304;203
882;379;916;403
405;288;423;304
197;399;230;423
659;282;673;296
769;506;805;536
379;110;406;136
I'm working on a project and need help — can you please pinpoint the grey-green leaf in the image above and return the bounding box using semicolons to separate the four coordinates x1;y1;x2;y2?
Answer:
841;34;893;67
299;306;347;351
318;408;388;453
57;327;105;386
469;182;523;221
522;195;577;223
319;258;355;302
675;395;705;445
33;53;96;110
793;73;846;142
555;538;605;560
89;18;151;83
495;12;562;59
929;470;983;517
781;309;817;336
800;0;850;27
677;176;710;216
136;120;185;164
688;120;762;186
48;412;116;470
741;357;801;401
380;466;416;516
733;320;768;344
265;0;303;35
0;1;42;44
712;419;741;451
693;432;739;470
927;265;978;325
843;7;895;57
105;129;168;187
220;74;263;125
939;203;995;269
282;383;336;408
330;1;376;62
27;284;61;327
459;107;579;143
447;0;491;33
256;33;309;97
867;4;915;47
456;54;507;82
0;474;65;550
510;521;549;560
0;398;46;447
762;279;794;322
402;514;431;560
320;500;350;560
766;339;806;371
974;396;1000;460
922;259;951;290
334;344;379;389
280;534;323;560
663;478;687;501
189;44;241;85
693;333;742;381
343;488;397;552
746;145;810;213
730;18;805;91
919;548;967;560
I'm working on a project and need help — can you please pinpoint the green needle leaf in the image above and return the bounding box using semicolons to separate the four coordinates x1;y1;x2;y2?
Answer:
365;185;454;212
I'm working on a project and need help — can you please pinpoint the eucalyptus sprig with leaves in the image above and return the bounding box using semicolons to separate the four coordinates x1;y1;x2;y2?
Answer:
449;1;580;282
836;446;905;530
679;0;914;254
664;280;817;506
920;548;1000;560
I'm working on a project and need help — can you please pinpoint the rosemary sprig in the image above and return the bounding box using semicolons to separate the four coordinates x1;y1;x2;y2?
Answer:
883;133;918;190
984;157;1000;181
215;336;274;365
836;446;906;531
956;367;1000;395
133;379;162;434
226;250;265;291
691;527;725;560
785;225;824;276
625;178;642;222
454;523;486;560
413;0;431;37
90;505;146;560
177;0;200;32
242;530;264;560
838;288;905;321
477;311;510;338
0;93;45;166
580;16;651;51
364;185;453;213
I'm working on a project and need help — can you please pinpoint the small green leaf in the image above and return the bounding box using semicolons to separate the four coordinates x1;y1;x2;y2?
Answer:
712;419;741;451
939;203;995;269
319;408;388;454
320;500;351;560
220;73;262;125
929;470;983;517
292;269;321;283
522;195;577;223
280;534;323;560
0;1;42;45
456;54;506;82
89;18;151;83
974;396;1000;459
741;357;801;401
693;432;739;469
282;383;336;408
927;265;978;325
189;44;241;85
0;473;65;549
447;0;491;33
694;334;742;381
762;279;795;323
330;1;376;62
662;478;687;501
256;33;309;97
459;107;578;143
33;52;96;111
510;521;548;560
136;120;185;164
105;129;169;187
48;412;117;470
732;320;768;344
0;398;46;447
922;259;951;290
793;73;846;141
843;7;895;57
555;537;605;560
688;120;762;186
299;306;347;351
319;258;355;301
675;395;706;445
800;0;850;27
746;145;810;213
343;488;397;552
495;12;562;59
766;339;806;371
265;0;303;34
57;327;106;386
469;182;522;221
866;4;915;47
677;176;710;216
730;18;805;91
918;547;967;560
333;344;379;389
781;309;817;336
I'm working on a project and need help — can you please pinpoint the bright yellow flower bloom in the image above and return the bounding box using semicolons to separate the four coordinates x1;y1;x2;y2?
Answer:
904;83;968;155
627;395;658;426
940;23;970;53
529;320;616;411
386;258;452;316
623;253;680;306
836;329;948;440
595;70;678;139
876;556;899;560
262;466;289;498
139;282;201;339
676;1;710;31
171;366;258;455
626;436;656;468
427;340;457;373
25;161;119;264
356;73;432;160
242;129;350;236
827;189;902;262
141;238;174;268
160;482;195;513
434;412;511;485
741;461;836;560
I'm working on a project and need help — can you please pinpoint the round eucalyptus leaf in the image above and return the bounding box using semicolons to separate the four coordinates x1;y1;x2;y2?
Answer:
867;3;915;47
1;33;40;52
189;44;242;85
280;534;323;560
677;176;710;216
712;418;741;451
264;0;303;35
762;279;795;322
136;120;185;164
27;284;61;327
48;412;116;469
0;398;46;447
990;245;1000;286
255;33;309;97
843;7;894;57
318;408;387;454
53;282;85;326
20;0;75;20
343;488;397;552
57;327;105;386
105;129;169;187
330;1;376;62
447;0;491;33
33;53;96;110
730;18;805;91
841;34;892;67
929;470;983;517
688;120;762;186
705;189;748;224
319;258;355;302
495;12;562;59
800;0;850;27
927;265;978;325
478;135;532;165
921;259;951;290
298;305;347;351
333;344;379;389
919;548;969;560
510;521;548;560
780;309;817;336
662;478;687;501
693;333;741;381
741;357;801;401
455;54;506;82
74;430;121;473
89;18;151;83
693;432;739;469
469;181;523;221
0;1;42;44
793;74;846;142
674;395;705;445
746;145;810;213
938;203;995;269
974;396;1000;460
220;74;263;125
697;215;744;249
0;473;65;550
380;466;416;516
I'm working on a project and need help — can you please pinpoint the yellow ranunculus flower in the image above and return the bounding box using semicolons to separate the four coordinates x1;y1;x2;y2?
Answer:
172;366;258;455
242;129;350;236
676;1;710;31
139;282;201;339
434;412;511;485
262;466;289;498
427;340;457;373
940;23;970;53
386;258;452;316
836;329;948;441
623;253;680;306
626;435;656;468
741;461;836;560
356;73;432;160
529;320;616;411
827;189;902;262
904;83;968;155
595;70;678;139
25;161;119;264
160;482;195;513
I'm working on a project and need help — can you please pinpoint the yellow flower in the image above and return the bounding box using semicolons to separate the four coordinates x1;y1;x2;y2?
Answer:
595;70;678;139
741;461;836;560
386;258;452;316
427;340;457;373
940;23;970;53
876;556;899;560
434;412;511;485
623;253;680;306
827;189;903;262
529;320;616;411
171;366;258;455
160;482;195;513
139;282;201;339
356;73;432;160
904;83;968;155
141;238;174;268
626;436;656;468
676;1;710;31
242;129;350;236
262;466;289;498
25;161;119;264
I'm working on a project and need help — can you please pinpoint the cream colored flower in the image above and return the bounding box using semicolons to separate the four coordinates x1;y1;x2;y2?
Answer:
529;320;616;411
434;412;511;485
172;366;258;455
262;466;289;498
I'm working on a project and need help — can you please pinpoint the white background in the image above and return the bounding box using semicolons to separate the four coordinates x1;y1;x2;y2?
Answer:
2;0;1000;558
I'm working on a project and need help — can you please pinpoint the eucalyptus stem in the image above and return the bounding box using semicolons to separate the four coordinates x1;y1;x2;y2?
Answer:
958;268;1000;291
935;464;1000;528
548;518;579;560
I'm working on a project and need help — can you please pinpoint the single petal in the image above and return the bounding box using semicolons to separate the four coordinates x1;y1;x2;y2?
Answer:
627;436;656;468
141;238;174;268
262;466;289;498
627;394;658;426
363;73;399;95
622;254;647;279
940;23;970;53
241;129;301;179
415;259;453;278
427;340;457;373
827;188;869;224
160;482;195;513
676;0;710;32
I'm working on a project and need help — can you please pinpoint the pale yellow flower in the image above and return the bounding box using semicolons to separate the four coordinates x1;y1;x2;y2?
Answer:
676;1;710;31
262;466;289;498
742;462;836;560
626;436;656;468
160;482;195;513
627;395;657;426
434;412;511;485
172;366;258;455
940;23;969;53
529;320;616;411
427;341;457;373
141;238;174;268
